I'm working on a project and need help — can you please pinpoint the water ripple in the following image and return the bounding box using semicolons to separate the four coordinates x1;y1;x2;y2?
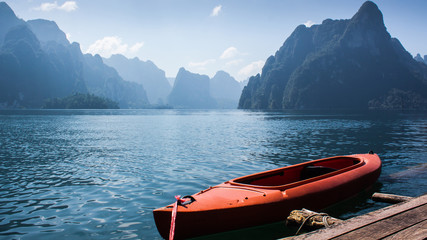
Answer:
0;110;426;239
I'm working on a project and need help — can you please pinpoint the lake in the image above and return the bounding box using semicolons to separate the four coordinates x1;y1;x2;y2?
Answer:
0;109;426;239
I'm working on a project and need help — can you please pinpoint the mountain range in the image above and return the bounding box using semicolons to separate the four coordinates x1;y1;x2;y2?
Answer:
2;1;425;110
103;54;171;105
0;2;150;108
0;1;243;109
166;68;244;109
239;1;427;110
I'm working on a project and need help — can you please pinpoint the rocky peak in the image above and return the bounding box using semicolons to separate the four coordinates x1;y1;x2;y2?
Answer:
210;71;242;107
173;67;210;87
238;0;427;110
0;2;25;45
414;53;427;65
341;1;390;52
211;70;240;89
415;53;424;62
168;68;216;108
27;19;70;46
212;70;232;80
0;2;17;21
351;1;384;28
109;53;128;62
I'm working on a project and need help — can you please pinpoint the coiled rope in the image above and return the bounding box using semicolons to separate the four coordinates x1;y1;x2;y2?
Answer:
295;212;332;235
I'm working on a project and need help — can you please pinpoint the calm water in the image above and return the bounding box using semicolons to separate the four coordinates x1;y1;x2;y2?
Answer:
0;109;426;239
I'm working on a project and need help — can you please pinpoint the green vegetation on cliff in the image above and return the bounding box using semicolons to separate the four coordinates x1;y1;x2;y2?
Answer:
239;1;427;110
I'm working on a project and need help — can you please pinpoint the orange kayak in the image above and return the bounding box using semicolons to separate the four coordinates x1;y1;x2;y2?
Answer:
153;153;381;239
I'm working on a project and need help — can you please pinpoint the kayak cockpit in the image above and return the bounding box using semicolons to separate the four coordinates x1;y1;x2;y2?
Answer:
228;156;364;189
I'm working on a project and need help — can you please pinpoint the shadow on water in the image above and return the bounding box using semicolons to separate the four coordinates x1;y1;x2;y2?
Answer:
191;221;297;240
191;183;384;240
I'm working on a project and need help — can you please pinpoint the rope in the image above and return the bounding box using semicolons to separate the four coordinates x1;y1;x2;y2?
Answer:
322;215;331;228
294;211;331;235
169;195;185;240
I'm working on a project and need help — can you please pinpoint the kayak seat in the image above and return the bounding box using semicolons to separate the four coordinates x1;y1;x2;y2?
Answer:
300;166;336;180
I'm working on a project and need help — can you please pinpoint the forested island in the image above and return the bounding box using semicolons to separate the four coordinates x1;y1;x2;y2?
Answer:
43;93;119;109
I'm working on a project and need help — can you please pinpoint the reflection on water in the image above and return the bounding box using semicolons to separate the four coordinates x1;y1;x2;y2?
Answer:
0;109;426;239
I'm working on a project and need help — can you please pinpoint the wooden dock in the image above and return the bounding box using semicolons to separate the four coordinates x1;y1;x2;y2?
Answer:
283;193;427;240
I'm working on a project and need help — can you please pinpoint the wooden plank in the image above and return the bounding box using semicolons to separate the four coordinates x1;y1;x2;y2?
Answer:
284;194;427;240
371;192;413;204
383;219;427;240
334;204;427;240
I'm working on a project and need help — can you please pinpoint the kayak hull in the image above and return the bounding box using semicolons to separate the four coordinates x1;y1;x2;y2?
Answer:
153;153;381;239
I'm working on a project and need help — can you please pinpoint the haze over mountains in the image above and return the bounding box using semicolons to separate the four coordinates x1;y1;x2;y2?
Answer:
0;2;243;109
239;1;427;110
1;1;426;110
103;55;245;108
210;71;243;108
168;68;216;109
103;54;171;105
0;2;150;108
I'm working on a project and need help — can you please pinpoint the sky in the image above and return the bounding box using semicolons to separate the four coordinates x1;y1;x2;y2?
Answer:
3;0;427;81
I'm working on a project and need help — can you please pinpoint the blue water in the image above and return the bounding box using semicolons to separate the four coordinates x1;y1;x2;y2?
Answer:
0;109;426;239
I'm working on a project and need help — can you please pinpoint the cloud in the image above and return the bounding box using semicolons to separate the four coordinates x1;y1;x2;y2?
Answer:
238;60;264;79
220;47;238;59
60;1;78;11
304;20;315;27
188;59;216;69
86;36;127;57
85;36;144;58
65;33;72;41
130;42;144;53
211;5;222;17
35;1;78;12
